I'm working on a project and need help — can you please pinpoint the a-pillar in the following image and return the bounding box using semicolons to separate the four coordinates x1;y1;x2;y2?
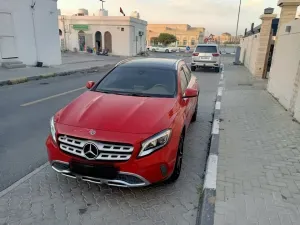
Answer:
254;13;277;77
277;0;300;36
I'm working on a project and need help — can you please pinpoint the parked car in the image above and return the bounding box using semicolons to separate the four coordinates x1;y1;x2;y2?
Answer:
149;45;174;53
191;44;221;72
46;58;199;187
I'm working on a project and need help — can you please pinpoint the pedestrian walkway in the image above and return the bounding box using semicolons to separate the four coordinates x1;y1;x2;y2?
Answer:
214;64;300;225
0;53;125;84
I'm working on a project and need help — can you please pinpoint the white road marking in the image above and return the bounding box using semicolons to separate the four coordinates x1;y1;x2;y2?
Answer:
215;101;221;110
217;87;223;96
212;119;220;135
21;87;85;106
220;73;224;80
204;154;218;189
0;162;49;198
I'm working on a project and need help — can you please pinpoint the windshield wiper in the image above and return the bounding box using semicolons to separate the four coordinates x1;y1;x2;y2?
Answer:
125;93;152;97
97;90;151;97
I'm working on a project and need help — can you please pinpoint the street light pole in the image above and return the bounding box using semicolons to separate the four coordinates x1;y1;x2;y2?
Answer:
235;0;242;51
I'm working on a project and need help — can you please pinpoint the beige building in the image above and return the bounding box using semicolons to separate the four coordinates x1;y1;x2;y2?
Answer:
147;24;205;47
268;0;300;123
238;0;300;122
213;33;241;44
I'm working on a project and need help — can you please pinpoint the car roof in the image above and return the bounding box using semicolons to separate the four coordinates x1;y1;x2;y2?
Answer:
117;58;181;70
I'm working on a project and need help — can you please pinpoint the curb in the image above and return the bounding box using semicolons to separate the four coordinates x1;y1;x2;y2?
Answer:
0;63;116;87
196;67;224;225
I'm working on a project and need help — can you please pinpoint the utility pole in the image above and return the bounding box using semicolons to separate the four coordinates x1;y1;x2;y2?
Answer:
233;0;242;64
235;0;242;51
99;0;105;10
175;26;178;47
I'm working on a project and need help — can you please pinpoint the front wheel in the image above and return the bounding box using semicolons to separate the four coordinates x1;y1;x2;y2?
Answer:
165;49;169;53
166;133;184;182
215;67;220;73
191;99;198;122
191;66;196;71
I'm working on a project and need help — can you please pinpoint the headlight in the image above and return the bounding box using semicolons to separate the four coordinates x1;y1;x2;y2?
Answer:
50;116;57;143
138;129;172;157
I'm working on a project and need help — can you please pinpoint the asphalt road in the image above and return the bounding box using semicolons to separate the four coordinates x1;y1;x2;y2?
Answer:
0;52;220;196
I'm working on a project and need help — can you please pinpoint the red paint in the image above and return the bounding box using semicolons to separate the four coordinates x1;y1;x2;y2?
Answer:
85;81;95;89
46;61;199;185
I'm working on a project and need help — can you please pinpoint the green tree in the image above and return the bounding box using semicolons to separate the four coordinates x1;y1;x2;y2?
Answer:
157;33;177;46
151;37;159;45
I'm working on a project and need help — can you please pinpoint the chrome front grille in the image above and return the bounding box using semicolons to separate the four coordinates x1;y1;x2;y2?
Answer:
58;135;134;161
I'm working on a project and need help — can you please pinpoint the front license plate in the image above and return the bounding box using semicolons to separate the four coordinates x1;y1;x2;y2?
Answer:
70;161;119;179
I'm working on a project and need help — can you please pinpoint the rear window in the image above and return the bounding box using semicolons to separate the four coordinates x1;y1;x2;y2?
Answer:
94;67;177;98
195;46;217;53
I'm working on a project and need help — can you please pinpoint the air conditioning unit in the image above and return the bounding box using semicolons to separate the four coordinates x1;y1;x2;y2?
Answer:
138;31;144;36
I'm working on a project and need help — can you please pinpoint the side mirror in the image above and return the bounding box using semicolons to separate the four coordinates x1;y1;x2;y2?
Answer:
183;88;198;98
86;81;95;89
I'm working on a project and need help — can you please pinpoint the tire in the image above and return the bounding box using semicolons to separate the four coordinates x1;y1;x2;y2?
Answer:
165;49;169;53
215;67;220;73
191;66;196;71
167;132;184;182
191;99;198;122
152;49;156;52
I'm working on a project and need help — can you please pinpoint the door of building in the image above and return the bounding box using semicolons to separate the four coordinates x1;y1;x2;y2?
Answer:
104;32;112;53
0;12;18;59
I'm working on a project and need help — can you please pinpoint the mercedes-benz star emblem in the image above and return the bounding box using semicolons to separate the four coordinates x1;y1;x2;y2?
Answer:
83;142;99;160
89;129;96;135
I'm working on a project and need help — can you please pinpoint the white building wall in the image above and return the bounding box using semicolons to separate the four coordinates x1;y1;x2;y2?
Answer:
132;19;147;55
32;0;61;65
0;0;61;66
267;19;300;122
295;86;300;122
59;16;147;56
239;34;260;75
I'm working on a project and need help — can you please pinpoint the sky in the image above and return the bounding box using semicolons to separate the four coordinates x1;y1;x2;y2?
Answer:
58;0;300;36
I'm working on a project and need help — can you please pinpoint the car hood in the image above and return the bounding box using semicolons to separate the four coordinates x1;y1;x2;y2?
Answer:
55;91;177;134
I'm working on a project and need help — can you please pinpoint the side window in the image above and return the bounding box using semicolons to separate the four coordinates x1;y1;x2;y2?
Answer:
182;65;191;83
179;68;188;93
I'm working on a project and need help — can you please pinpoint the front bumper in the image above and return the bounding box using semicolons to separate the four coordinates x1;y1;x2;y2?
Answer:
46;128;179;187
51;160;150;187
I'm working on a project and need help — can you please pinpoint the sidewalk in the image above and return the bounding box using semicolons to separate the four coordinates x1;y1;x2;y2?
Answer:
214;65;300;224
0;53;126;85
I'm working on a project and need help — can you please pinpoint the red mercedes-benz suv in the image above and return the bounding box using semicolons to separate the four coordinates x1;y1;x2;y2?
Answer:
46;58;199;187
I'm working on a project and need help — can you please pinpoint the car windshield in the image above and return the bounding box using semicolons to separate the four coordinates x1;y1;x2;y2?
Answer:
195;46;217;53
94;66;177;98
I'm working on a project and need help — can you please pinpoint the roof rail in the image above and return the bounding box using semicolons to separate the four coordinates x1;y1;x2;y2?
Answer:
115;58;135;67
175;59;182;69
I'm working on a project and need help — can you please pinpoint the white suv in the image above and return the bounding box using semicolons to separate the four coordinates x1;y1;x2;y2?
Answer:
191;44;221;73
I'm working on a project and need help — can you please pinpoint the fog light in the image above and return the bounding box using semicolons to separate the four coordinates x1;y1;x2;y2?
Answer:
52;161;69;172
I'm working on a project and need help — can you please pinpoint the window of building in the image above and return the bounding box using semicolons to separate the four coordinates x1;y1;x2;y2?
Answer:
121;28;124;31
183;40;187;46
191;39;195;46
